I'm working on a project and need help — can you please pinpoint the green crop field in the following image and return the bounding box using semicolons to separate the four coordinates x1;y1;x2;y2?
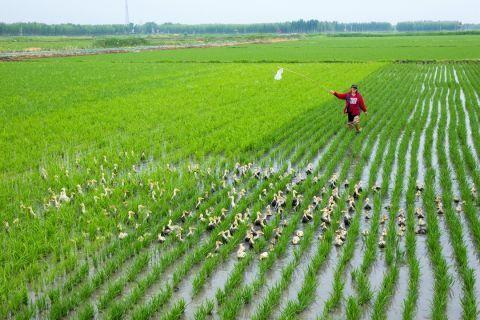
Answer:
1;34;479;320
80;34;480;62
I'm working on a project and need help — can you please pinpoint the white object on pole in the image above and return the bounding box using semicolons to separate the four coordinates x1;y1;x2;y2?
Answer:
274;68;284;80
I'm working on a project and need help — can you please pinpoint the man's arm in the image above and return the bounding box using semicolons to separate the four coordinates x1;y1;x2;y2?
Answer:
330;91;347;100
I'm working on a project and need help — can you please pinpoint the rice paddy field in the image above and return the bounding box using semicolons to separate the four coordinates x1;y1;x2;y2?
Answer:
1;34;480;320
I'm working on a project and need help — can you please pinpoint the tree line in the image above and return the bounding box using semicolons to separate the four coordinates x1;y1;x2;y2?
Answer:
0;20;479;36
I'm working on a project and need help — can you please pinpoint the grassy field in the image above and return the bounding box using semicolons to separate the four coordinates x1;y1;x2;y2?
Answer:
1;34;479;320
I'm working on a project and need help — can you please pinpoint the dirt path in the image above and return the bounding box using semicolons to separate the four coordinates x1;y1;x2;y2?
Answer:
0;37;295;61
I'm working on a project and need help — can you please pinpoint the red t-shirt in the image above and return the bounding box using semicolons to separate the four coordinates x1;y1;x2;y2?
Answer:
333;92;367;116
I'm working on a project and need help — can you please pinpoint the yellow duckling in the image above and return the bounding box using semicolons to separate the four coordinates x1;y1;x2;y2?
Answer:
259;252;269;260
237;244;246;259
292;235;301;245
378;236;386;248
334;236;344;247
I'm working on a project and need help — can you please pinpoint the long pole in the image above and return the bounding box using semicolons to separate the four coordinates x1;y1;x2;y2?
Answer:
279;66;331;93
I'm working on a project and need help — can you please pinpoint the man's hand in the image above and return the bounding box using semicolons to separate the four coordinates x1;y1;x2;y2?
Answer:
329;90;335;95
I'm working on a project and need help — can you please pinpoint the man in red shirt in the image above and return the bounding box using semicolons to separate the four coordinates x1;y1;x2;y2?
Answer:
330;84;367;133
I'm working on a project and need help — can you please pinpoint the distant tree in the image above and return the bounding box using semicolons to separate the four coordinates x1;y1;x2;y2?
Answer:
396;21;462;32
4;20;478;36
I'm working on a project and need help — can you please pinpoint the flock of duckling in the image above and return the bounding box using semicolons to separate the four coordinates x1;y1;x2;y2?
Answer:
22;154;279;245
31;156;366;261
202;161;324;260
9;150;479;272
237;163;323;261
359;180;478;250
236;163;364;260
329;176;362;247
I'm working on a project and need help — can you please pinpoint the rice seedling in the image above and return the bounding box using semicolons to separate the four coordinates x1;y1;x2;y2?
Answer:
1;35;479;320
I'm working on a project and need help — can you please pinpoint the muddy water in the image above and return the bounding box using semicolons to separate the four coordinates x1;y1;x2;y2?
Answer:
358;137;380;236
407;97;422;123
74;244;149;319
458;67;480;110
388;72;432;313
156;256;205;317
363;140;392;299
387;132;403;195
131;235;211;310
437;213;464;319
239;244;296;319
445;87;480;302
375;140;391;187
360;137;379;184
433;66;439;85
413;83;436;319
474;91;480;109
334;198;379;319
414;236;435;319
398;137;413;251
182;252;238;319
272;227;324;319
312;139;334;171
417;92;435;185
428;88;464;320
453;132;474;187
386;265;409;319
142;252;185;302
342;227;366;298
448;86;472;186
385;132;415;319
457;84;480;168
341;133;384;303
453;67;460;84
445;89;460;195
243;258;259;286
298;248;340;319
431;101;441;193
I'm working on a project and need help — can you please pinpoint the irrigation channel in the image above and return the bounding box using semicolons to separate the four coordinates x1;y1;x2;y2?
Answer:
6;62;480;320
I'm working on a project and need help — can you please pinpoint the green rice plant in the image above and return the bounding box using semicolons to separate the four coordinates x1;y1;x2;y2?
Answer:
346;296;361;320
373;65;450;319
160;299;186;320
435;70;478;319
130;286;173;320
194;299;215;320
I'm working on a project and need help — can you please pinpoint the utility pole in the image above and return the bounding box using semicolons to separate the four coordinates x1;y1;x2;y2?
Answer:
125;0;130;26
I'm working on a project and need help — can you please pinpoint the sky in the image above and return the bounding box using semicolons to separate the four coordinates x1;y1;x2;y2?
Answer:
2;0;479;25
